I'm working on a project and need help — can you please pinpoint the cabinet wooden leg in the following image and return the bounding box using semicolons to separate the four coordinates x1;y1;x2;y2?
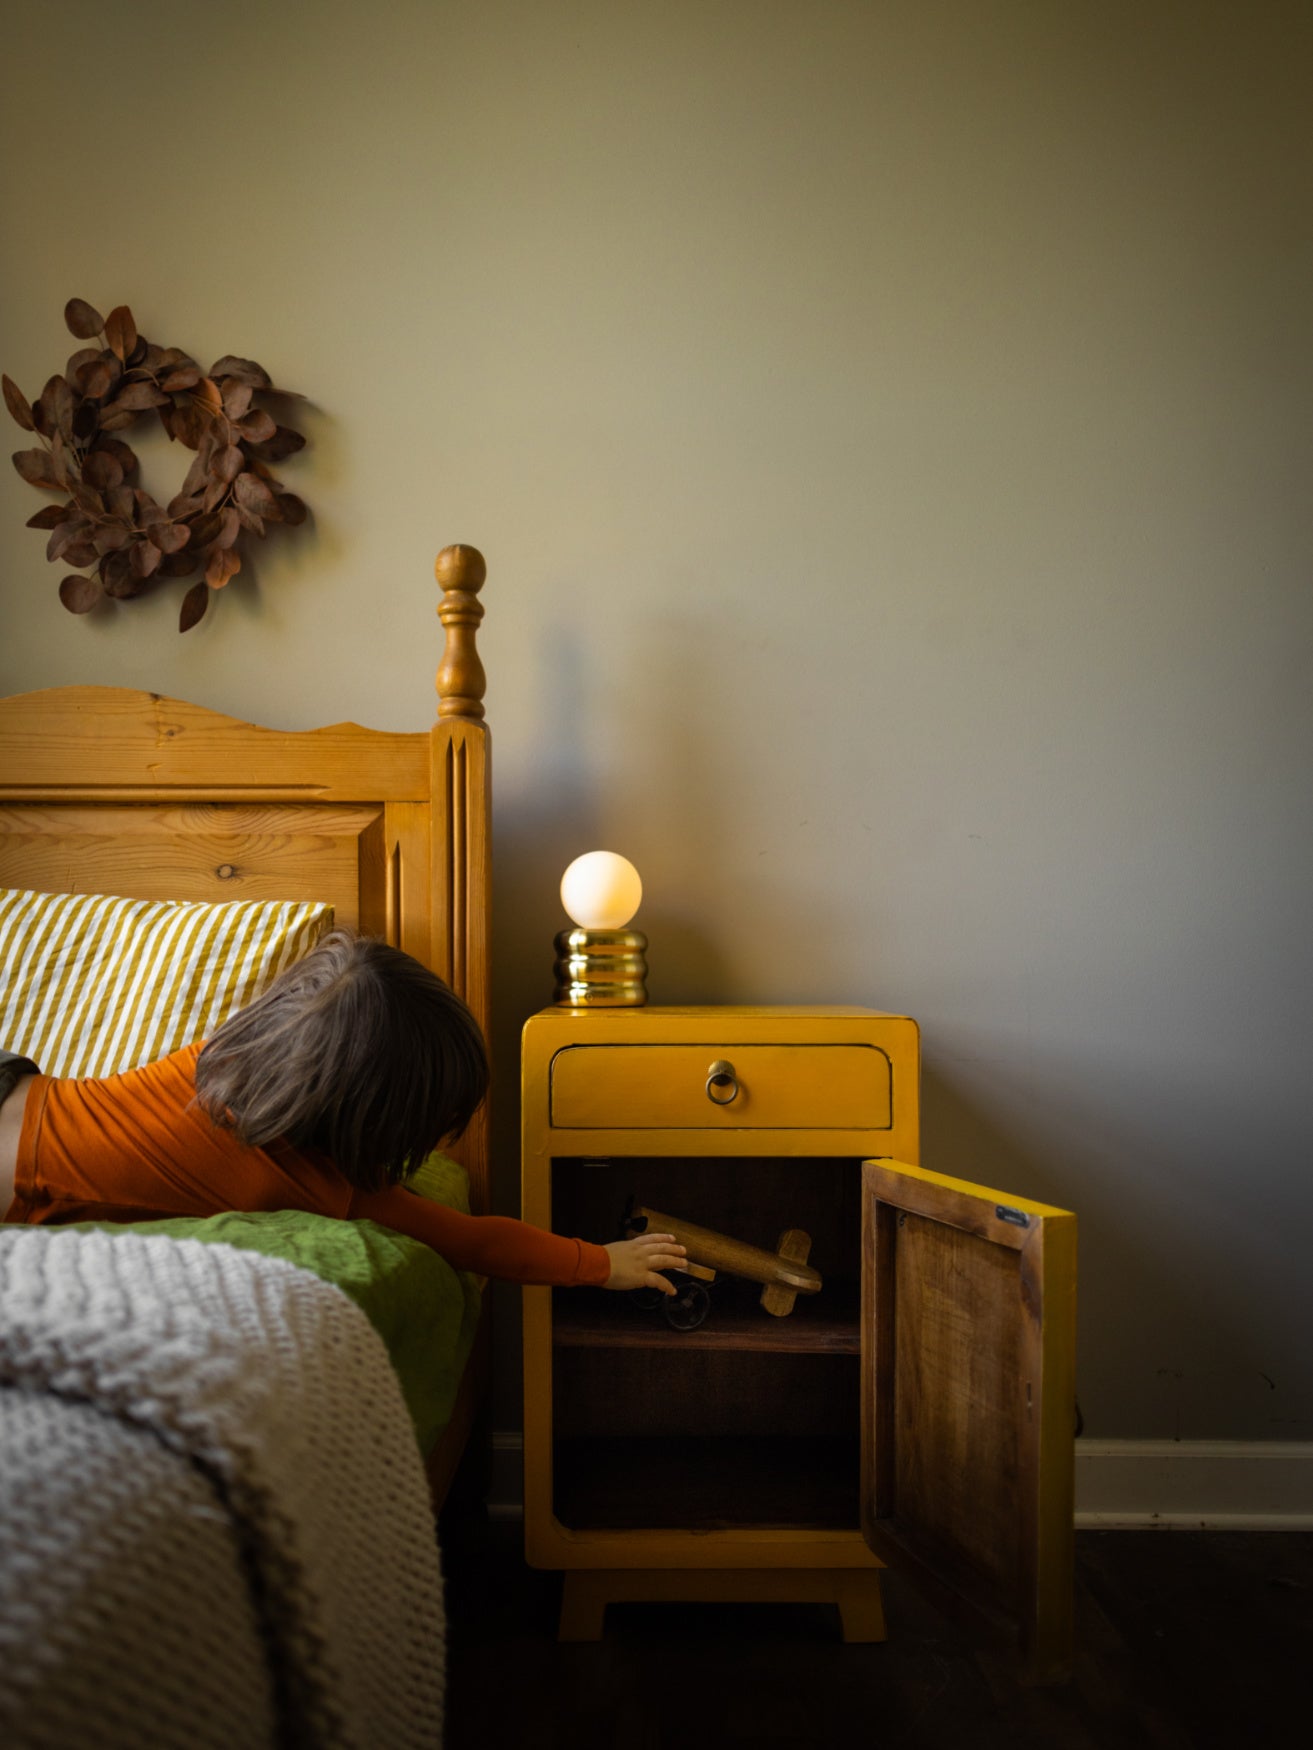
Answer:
558;1572;608;1641
556;1568;886;1642
834;1570;887;1643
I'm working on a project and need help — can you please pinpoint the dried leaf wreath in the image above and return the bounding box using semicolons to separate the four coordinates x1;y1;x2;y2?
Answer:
4;298;307;632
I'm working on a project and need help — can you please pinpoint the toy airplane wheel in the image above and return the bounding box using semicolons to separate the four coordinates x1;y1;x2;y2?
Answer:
664;1278;711;1331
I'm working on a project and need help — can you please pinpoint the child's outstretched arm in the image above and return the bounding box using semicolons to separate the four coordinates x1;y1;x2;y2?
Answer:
350;1184;686;1291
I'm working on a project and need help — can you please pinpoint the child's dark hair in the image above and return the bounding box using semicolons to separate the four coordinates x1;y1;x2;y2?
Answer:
194;929;488;1191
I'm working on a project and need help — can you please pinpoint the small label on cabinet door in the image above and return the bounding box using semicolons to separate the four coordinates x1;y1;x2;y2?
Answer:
995;1205;1030;1227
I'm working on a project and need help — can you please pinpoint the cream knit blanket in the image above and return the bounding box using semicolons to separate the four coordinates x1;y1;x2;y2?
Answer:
0;1227;445;1749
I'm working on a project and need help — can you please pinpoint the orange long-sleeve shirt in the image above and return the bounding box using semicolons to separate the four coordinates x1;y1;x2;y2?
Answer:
6;1042;611;1288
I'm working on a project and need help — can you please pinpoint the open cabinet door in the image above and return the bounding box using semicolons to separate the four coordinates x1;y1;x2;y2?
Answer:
860;1158;1077;1683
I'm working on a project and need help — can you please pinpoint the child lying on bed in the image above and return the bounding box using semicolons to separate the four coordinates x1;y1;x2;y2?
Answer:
0;930;685;1295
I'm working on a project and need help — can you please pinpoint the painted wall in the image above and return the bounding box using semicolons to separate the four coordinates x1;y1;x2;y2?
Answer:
2;0;1310;1440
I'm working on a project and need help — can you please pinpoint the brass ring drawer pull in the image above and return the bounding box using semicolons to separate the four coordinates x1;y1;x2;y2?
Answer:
705;1060;740;1106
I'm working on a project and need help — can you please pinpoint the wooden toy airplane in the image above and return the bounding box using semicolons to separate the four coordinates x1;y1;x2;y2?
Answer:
626;1203;822;1318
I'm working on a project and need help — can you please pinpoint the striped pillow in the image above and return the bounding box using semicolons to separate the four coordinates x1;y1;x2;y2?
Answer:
0;888;333;1080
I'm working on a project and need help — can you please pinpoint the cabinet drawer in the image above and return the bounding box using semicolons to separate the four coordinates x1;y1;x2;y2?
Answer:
549;1044;892;1130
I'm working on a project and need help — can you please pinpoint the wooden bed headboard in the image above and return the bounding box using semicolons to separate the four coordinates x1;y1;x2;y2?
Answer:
0;542;492;1213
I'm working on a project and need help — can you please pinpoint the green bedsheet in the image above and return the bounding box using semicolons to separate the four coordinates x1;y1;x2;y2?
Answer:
69;1151;482;1452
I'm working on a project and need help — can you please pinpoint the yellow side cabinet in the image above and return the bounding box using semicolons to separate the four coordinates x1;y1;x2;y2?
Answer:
521;1006;1077;1680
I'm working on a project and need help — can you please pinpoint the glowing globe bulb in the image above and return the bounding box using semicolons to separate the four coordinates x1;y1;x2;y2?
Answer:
560;851;643;931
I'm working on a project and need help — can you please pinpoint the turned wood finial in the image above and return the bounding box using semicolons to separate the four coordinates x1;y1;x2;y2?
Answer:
434;544;487;721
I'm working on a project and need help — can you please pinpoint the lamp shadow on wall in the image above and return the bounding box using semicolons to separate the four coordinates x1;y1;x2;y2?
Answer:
600;606;853;1007
489;611;762;1074
487;623;593;1217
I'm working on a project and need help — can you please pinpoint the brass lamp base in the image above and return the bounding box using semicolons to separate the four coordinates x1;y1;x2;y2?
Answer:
553;928;648;1006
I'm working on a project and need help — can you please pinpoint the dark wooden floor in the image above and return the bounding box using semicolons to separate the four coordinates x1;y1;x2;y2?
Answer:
438;1509;1312;1749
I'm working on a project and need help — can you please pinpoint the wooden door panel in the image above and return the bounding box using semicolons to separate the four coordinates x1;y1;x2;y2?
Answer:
861;1158;1077;1681
892;1214;1023;1610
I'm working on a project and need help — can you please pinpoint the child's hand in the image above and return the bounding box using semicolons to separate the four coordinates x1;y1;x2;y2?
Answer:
602;1233;688;1295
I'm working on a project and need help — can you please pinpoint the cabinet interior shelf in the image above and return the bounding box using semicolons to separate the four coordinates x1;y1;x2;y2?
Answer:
552;1301;861;1355
553;1435;861;1531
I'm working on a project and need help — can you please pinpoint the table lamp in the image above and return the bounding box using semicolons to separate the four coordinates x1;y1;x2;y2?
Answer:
553;850;648;1006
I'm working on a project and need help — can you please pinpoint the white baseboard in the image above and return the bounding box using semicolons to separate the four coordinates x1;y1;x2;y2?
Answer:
486;1432;1313;1530
1074;1440;1313;1529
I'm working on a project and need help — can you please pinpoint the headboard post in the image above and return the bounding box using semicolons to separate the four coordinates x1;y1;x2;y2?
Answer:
434;544;487;721
431;546;492;1209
